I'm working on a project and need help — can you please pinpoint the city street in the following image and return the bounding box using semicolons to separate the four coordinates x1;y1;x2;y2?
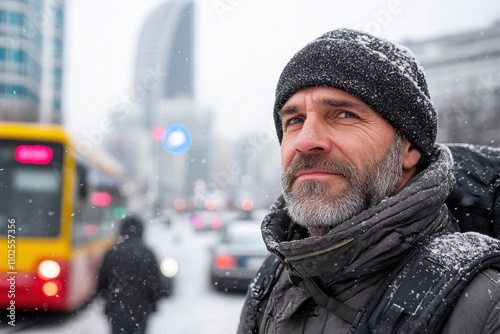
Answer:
1;1;499;333
1;213;249;334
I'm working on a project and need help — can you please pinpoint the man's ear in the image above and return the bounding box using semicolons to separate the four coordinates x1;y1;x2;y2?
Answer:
402;139;422;170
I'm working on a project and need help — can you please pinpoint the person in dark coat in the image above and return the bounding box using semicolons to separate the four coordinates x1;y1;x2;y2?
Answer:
98;215;163;334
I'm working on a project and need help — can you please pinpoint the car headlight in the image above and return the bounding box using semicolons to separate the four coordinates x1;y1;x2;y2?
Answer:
160;257;179;278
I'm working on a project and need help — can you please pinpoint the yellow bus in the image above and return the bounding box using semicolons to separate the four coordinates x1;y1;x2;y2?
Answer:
0;122;129;312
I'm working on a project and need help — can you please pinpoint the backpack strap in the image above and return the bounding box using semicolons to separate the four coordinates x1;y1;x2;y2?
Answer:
357;232;500;334
242;253;285;334
299;276;365;329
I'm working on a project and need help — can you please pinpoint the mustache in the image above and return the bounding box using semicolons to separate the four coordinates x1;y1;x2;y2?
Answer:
282;154;357;185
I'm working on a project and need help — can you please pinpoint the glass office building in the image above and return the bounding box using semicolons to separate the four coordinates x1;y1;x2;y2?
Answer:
0;0;64;123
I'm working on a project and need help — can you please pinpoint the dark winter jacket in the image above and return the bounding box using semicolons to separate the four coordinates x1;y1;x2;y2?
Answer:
97;217;163;320
237;144;500;333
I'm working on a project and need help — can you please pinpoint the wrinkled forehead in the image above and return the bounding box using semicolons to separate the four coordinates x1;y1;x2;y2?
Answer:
279;87;373;116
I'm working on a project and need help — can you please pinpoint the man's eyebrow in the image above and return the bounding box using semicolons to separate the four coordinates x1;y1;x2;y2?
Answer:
279;105;299;118
322;98;360;109
279;98;363;118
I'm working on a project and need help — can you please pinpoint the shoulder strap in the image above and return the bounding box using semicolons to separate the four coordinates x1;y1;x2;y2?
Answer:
244;255;366;332
242;253;285;334
299;276;365;328
357;232;500;334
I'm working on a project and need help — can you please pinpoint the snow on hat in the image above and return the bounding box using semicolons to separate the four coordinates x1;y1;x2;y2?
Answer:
273;28;437;158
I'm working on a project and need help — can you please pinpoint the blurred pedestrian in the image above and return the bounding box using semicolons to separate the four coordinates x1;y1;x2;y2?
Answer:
98;215;163;334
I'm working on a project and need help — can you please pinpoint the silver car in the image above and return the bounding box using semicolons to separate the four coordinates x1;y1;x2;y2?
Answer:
209;221;269;293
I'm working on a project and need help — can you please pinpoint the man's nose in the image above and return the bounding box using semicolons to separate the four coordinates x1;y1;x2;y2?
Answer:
293;117;332;154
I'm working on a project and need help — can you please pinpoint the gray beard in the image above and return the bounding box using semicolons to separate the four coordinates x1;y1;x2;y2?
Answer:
281;135;404;232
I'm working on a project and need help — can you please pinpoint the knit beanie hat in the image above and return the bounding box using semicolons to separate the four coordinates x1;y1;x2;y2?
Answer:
274;28;437;159
120;215;144;239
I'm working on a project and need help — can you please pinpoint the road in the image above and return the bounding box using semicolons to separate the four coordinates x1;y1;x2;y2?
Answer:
1;213;249;334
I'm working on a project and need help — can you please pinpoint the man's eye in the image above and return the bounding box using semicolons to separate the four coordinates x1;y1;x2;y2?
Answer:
338;111;357;118
284;117;303;126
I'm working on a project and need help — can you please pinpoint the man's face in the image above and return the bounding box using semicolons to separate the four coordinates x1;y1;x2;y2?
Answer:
279;87;404;233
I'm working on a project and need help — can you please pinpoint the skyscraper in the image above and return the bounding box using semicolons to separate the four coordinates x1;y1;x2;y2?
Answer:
0;0;65;123
131;0;213;209
134;0;194;128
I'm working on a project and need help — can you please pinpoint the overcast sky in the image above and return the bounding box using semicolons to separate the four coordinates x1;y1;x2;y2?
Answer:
63;0;500;142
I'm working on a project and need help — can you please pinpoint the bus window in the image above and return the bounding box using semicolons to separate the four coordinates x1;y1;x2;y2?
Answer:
0;140;63;237
72;164;122;244
10;167;61;236
13;167;59;192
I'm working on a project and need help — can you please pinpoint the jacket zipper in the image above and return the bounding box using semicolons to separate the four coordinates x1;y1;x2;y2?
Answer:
284;237;354;263
263;315;271;334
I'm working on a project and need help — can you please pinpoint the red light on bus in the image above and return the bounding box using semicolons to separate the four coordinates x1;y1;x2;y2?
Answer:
14;145;53;164
90;191;112;206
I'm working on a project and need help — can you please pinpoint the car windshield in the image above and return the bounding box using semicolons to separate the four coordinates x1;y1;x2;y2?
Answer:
225;224;263;246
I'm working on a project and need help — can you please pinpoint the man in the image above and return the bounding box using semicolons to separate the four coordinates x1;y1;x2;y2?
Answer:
237;28;500;333
98;215;164;334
